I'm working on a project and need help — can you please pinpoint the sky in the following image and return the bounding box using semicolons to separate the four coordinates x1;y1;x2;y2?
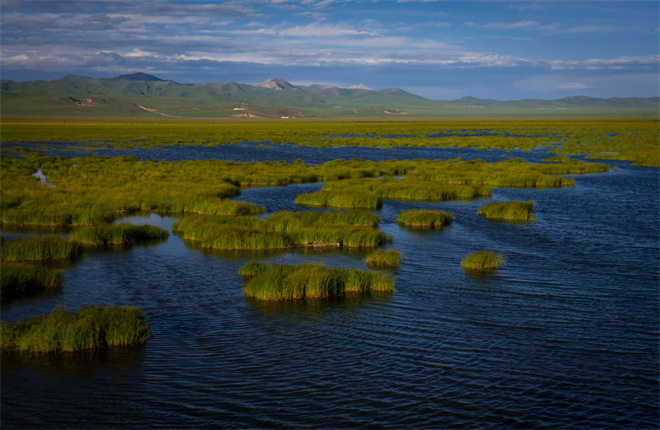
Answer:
1;0;658;100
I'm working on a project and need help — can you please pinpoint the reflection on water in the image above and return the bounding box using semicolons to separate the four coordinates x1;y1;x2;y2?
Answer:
1;149;658;429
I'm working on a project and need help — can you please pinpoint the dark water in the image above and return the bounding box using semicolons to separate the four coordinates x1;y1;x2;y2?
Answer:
1;145;658;429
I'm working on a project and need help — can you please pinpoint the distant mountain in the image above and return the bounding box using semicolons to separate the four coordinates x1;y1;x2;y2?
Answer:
1;73;657;119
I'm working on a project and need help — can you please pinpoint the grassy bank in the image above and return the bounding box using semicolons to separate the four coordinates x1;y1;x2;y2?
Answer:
71;224;169;247
295;190;383;209
396;210;455;229
1;236;83;262
241;262;395;301
1;306;151;354
478;201;536;222
461;250;506;272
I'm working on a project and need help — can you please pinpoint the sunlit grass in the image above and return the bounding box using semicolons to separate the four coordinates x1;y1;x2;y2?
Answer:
0;306;151;354
478;201;536;222
396;209;455;229
461;250;506;272
71;224;169;247
364;249;401;269
1;236;83;262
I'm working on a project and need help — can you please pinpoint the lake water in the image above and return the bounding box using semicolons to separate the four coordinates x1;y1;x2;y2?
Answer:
2;145;658;428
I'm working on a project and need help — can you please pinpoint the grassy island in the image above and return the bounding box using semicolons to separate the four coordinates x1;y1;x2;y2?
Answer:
295;190;383;209
364;249;401;269
241;262;395;301
71;224;169;247
478;201;536;222
1;262;64;301
461;250;507;272
396;210;455;229
0;306;151;354
1;236;83;262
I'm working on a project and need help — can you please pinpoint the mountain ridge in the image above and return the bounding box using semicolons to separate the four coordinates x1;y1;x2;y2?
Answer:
2;73;658;119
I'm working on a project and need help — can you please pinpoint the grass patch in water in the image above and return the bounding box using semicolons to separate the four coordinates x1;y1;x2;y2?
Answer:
71;224;169;247
0;306;151;354
1;236;83;262
461;250;506;272
478;201;536;222
295;190;383;209
242;262;395;301
396;210;455;229
173;211;389;251
364;249;401;269
1;262;63;300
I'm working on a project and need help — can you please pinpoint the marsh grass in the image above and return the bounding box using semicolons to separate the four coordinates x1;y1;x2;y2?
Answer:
0;306;151;354
461;250;506;272
478;201;536;222
295;191;383;209
71;224;169;247
396;210;455;229
242;262;395;301
364;249;401;269
1;262;63;300
1;236;83;261
173;212;389;251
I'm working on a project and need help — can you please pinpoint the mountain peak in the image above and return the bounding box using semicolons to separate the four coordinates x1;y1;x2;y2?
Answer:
113;73;164;81
348;83;373;91
257;78;296;91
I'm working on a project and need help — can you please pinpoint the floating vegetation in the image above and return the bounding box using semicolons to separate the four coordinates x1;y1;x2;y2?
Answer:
71;224;170;247
1;262;63;301
172;211;390;251
1;236;83;262
0;306;151;354
364;249;401;269
478;201;536;222
396;210;455;229
241;262;395;301
295;190;383;209
461;250;506;272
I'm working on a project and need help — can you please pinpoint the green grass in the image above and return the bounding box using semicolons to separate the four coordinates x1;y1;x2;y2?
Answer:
1;236;83;262
295;190;383;209
478;201;536;222
1;262;63;300
0;306;151;354
461;250;506;272
364;249;401;269
71;224;169;247
172;212;390;251
242;262;395;301
396;210;455;229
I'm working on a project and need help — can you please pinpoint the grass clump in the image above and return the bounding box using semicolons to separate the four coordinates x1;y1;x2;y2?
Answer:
0;306;151;354
238;261;271;278
364;249;401;269
1;262;63;300
295;190;383;210
396;210;455;229
478;201;536;222
242;262;395;301
461;250;506;272
71;224;169;247
1;236;83;262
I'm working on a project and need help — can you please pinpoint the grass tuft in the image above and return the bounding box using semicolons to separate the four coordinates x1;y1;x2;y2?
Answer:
396;209;455;229
461;250;506;272
1;262;63;300
70;224;169;247
1;236;83;262
478;200;536;222
364;249;401;269
0;306;151;354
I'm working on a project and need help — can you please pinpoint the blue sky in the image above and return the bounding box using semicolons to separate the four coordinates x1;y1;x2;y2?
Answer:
1;0;658;100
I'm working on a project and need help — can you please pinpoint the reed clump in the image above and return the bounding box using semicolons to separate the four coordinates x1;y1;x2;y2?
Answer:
242;262;395;301
478;201;536;222
396;210;455;229
71;224;169;247
461;250;506;272
1;262;63;300
295;190;383;209
0;306;151;354
1;236;83;262
364;249;401;269
173;212;389;251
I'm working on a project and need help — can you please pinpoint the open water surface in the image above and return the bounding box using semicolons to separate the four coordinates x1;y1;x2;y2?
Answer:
1;145;658;428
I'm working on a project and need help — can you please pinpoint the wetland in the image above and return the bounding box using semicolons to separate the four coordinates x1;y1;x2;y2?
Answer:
1;119;658;428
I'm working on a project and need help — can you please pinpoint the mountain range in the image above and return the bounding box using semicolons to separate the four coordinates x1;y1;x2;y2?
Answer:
1;73;658;119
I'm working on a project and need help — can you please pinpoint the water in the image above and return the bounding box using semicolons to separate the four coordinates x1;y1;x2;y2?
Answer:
2;146;658;428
